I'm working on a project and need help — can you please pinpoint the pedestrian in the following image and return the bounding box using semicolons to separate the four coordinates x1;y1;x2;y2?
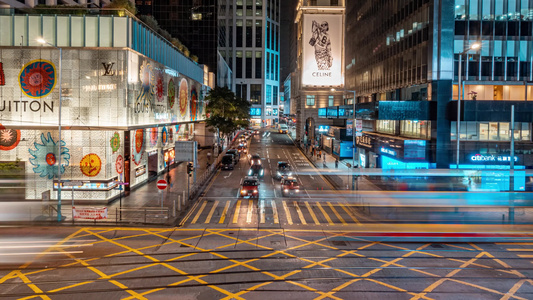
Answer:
335;159;339;168
323;153;326;163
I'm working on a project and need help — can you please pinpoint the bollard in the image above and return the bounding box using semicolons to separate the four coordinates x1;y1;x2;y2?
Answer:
182;191;186;205
178;195;181;212
173;200;176;217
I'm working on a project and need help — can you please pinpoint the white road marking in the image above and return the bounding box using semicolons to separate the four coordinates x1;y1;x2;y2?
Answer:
271;200;279;224
246;199;253;223
282;201;293;225
277;155;280;159
259;200;265;223
224;172;232;179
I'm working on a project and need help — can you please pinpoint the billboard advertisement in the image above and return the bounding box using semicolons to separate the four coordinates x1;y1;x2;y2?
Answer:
302;14;343;87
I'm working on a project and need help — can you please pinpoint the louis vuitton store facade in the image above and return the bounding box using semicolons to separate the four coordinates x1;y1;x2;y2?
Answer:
0;13;208;202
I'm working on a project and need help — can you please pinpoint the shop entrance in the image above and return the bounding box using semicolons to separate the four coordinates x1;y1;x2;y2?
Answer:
147;150;159;180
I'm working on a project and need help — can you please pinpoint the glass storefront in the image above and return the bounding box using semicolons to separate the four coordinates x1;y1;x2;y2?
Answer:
452;121;531;141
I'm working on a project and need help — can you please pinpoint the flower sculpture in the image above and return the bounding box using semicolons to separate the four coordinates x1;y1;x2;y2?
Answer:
150;127;158;146
29;132;70;179
110;132;120;153
134;61;154;113
190;86;198;121
161;127;168;145
179;78;188;117
19;60;56;98
133;129;144;165
80;153;102;177
168;78;176;108
0;124;21;151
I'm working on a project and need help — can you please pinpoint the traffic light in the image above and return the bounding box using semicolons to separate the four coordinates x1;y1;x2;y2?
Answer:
187;162;194;176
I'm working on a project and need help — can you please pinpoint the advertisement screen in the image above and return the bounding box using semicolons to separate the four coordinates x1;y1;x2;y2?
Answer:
302;14;343;86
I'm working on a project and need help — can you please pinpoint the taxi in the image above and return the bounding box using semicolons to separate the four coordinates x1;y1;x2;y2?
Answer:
240;176;260;198
281;177;300;196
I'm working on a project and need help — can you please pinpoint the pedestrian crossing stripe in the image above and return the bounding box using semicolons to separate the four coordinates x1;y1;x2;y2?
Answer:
187;200;364;226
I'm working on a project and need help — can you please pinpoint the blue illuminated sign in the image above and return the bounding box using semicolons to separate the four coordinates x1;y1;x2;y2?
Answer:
250;108;262;117
317;125;330;133
380;147;397;157
469;154;518;163
318;108;327;117
327;107;338;118
338;108;346;117
382;156;429;170
273;108;278;115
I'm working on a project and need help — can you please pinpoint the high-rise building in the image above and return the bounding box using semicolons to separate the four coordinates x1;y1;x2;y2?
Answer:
136;0;219;81
346;0;533;176
292;0;346;148
219;0;280;127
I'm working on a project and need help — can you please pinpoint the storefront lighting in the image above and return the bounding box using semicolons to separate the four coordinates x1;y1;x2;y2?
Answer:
37;37;63;223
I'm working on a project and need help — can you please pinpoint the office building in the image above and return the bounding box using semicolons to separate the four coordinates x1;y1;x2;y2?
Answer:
218;0;280;127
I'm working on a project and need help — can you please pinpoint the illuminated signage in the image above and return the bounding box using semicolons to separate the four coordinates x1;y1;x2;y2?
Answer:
250;107;262;117
302;14;344;87
318;108;327;117
273;108;278;115
317;125;330;133
338;108;346;117
469;154;518;163
380;147;397;157
327;107;338;118
359;153;366;168
356;135;372;148
346;120;353;136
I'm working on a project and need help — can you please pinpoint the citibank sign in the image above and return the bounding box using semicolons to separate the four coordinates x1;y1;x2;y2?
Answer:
469;154;518;163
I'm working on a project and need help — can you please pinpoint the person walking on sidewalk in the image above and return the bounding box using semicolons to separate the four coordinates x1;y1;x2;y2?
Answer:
335;158;339;168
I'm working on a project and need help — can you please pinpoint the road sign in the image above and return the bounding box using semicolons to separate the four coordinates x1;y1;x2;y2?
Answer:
157;179;168;190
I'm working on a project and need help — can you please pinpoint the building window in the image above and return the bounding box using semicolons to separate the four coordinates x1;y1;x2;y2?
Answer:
377;120;397;135
250;84;262;105
246;20;253;47
246;51;253;78
266;85;272;105
400;120;431;139
306;95;315;106
273;86;278;106
236;51;243;78
266;53;270;80
255;20;262;47
328;95;334;107
255;52;262;79
236;20;243;47
451;122;531;141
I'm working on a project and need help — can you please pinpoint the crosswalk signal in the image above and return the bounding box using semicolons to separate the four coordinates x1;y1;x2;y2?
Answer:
187;162;194;176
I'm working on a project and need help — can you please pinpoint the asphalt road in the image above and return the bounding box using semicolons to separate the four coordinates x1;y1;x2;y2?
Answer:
179;129;367;228
2;226;533;299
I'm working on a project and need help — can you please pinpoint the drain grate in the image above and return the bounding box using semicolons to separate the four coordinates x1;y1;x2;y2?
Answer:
331;241;347;246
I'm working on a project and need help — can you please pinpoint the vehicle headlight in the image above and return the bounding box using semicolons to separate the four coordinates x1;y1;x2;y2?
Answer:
258;161;261;165
288;172;292;176
248;170;253;175
260;170;264;175
277;171;281;176
284;189;289;193
295;189;299;193
241;189;246;194
253;189;258;193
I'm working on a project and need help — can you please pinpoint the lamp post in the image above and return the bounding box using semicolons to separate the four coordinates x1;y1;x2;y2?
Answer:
456;42;480;169
38;38;63;222
332;88;357;190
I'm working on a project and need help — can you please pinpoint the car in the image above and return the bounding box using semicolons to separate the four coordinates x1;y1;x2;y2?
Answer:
240;176;260;198
249;154;261;166
275;161;293;180
278;124;288;134
226;149;240;162
237;143;248;154
281;177;300;196
247;164;264;178
220;154;235;170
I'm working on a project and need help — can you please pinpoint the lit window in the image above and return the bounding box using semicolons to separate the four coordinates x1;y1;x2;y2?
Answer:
306;95;315;106
192;13;202;20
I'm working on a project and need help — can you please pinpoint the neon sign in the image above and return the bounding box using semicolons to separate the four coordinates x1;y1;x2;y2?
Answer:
469;154;518;163
380;147;397;157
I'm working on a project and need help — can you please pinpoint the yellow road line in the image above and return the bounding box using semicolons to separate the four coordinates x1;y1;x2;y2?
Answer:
259;200;265;224
517;254;533;258
247;199;253;223
271;200;279;224
305;201;320;225
497;243;533;245
339;203;361;225
219;201;230;224
191;201;207;224
282;201;293;225
205;200;219;224
328;202;347;225
507;249;533;251
294;201;307;225
316;202;333;225
232;200;242;224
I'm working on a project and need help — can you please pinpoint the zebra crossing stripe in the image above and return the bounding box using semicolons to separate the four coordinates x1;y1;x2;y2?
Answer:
283;201;293;225
247;200;253;223
271;200;279;224
316;202;334;225
260;200;266;224
205;200;219;224
219;201;231;224
293;201;307;225
233;200;242;224
328;202;347;225
305;201;320;225
191;201;207;224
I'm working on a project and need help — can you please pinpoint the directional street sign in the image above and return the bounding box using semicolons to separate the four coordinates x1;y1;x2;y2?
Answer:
157;179;168;190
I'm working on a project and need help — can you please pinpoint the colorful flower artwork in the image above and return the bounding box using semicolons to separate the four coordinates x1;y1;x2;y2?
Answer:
0;124;21;151
161;127;168;145
134;61;154;113
80;153;102;177
0;62;5;86
168;78;176;108
29;132;70;179
154;70;164;102
190;86;198;121
110;132;120;153
179;78;188;117
198;86;205;118
116;155;124;174
169;127;174;143
19;60;56;98
150;127;158;146
133;129;144;165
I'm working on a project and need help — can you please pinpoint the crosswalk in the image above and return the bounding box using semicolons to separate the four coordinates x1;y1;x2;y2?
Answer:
182;198;362;225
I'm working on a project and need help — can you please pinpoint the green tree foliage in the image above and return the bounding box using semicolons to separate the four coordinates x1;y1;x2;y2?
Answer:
104;0;137;15
205;87;251;141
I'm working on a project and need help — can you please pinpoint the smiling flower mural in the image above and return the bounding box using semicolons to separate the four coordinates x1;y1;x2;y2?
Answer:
29;132;70;179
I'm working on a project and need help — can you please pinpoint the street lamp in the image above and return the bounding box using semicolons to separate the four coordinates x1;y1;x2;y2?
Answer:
456;42;480;169
38;37;63;222
332;88;357;190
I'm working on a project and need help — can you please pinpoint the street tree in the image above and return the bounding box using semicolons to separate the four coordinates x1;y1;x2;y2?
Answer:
205;87;250;145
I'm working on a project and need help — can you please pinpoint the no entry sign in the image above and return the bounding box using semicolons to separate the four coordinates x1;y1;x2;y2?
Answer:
157;179;168;190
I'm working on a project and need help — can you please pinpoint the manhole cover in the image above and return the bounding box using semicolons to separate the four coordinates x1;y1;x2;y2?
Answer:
331;241;347;246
